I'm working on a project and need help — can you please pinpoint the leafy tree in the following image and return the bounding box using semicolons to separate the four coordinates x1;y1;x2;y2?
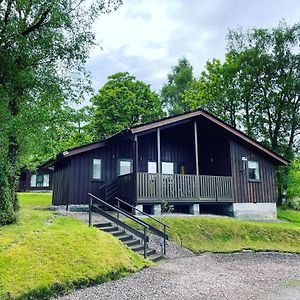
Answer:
287;158;300;198
161;57;194;115
90;72;163;139
0;0;121;225
183;21;300;199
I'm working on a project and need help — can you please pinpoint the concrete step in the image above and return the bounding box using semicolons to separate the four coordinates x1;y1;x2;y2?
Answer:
147;252;164;262
123;239;140;247
137;247;156;257
112;230;126;237
100;226;119;233
94;222;112;228
130;243;144;252
118;234;134;242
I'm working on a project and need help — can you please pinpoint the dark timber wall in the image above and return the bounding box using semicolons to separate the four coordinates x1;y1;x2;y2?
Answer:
230;140;277;203
52;140;133;205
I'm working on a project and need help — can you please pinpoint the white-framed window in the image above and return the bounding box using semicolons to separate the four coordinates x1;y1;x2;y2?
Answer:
119;159;133;176
30;174;50;187
92;159;102;180
148;161;157;173
248;160;260;181
162;162;174;174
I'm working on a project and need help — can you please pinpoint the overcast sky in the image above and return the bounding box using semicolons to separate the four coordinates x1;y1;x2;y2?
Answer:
86;0;300;95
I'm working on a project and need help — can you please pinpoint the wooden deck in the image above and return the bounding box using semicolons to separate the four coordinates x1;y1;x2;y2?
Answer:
137;172;234;203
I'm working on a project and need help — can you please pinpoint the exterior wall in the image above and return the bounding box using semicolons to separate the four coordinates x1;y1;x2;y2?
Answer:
233;203;277;220
52;139;134;205
230;140;277;204
137;122;196;174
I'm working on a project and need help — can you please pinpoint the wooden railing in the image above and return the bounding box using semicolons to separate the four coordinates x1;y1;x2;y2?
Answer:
137;173;233;201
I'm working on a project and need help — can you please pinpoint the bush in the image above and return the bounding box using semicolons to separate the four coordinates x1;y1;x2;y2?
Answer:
282;197;300;211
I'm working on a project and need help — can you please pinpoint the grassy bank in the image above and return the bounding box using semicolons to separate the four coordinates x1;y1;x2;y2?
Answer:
129;211;300;254
0;193;148;300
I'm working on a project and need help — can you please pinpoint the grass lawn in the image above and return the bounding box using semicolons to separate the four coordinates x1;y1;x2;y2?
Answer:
129;211;300;254
0;193;149;300
278;209;300;225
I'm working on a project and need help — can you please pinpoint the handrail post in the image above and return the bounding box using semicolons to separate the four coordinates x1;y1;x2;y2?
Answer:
117;198;120;220
89;197;92;227
144;227;147;259
163;224;166;255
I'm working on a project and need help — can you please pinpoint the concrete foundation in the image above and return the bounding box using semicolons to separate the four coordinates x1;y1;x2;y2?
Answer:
135;204;143;215
189;203;200;215
153;204;161;215
233;203;277;220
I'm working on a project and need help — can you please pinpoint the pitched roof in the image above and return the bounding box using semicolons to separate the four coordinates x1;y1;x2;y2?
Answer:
44;108;288;167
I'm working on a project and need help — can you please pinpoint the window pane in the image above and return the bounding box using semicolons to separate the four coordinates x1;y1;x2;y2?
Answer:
30;175;37;187
120;160;132;175
43;174;50;187
36;175;43;187
248;160;260;180
148;161;157;173
162;162;174;174
93;159;101;180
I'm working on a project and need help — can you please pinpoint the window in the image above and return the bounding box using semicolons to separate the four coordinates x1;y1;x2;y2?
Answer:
30;174;50;187
148;161;157;173
119;159;133;176
162;162;174;174
92;159;102;180
248;160;260;181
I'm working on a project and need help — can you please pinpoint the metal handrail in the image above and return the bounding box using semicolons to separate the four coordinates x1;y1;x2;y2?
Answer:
88;193;149;258
115;197;170;228
115;197;169;255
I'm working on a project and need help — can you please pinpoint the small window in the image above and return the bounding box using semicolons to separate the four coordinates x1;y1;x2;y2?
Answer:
248;160;260;181
119;159;133;176
30;175;37;187
92;159;102;180
162;162;174;174
30;174;50;187
148;161;157;173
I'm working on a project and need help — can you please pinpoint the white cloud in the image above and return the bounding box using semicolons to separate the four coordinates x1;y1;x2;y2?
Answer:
85;0;300;98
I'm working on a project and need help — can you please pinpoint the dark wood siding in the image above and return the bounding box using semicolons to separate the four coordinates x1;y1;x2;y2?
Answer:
230;140;277;203
52;163;70;205
54;140;134;205
137;122;196;174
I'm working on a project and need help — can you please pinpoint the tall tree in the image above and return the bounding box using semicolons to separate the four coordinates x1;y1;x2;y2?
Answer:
90;72;163;139
0;0;121;225
161;57;194;115
183;21;300;199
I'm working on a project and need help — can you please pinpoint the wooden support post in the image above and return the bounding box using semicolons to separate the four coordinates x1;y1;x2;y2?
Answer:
134;135;138;204
163;224;166;255
144;227;147;259
157;128;161;200
194;120;200;199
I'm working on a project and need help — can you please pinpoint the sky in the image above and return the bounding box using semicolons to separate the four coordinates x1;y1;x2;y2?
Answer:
85;0;300;95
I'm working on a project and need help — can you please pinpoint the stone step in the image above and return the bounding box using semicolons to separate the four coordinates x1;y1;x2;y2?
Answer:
94;222;112;228
123;239;141;247
118;234;134;242
100;226;120;233
147;253;164;262
112;230;126;237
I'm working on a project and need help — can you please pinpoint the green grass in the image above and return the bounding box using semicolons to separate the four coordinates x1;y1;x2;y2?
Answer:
128;212;300;254
278;209;300;225
0;193;149;300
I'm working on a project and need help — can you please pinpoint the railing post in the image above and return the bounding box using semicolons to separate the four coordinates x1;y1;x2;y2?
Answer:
163;224;166;255
144;227;147;259
89;197;92;227
117;198;120;220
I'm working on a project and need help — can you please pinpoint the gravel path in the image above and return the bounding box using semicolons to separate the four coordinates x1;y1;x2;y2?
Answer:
57;252;300;300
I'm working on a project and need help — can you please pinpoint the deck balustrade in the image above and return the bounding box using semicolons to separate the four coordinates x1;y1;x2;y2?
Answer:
137;172;233;202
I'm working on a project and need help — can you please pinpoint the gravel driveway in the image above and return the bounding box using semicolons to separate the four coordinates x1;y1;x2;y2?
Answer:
57;252;300;300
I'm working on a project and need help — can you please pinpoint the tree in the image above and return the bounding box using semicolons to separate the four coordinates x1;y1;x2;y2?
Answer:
161;57;194;115
0;0;121;225
90;72;163;139
183;21;300;199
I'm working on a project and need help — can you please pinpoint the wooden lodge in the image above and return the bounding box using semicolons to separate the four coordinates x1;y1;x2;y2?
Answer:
17;167;53;192
45;109;288;220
